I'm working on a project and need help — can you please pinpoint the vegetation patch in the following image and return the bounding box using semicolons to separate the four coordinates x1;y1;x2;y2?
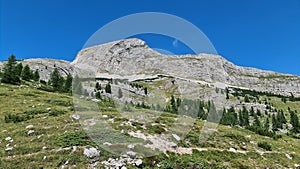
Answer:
257;141;272;151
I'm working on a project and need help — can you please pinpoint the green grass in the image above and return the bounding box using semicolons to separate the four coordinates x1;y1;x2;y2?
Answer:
0;81;300;168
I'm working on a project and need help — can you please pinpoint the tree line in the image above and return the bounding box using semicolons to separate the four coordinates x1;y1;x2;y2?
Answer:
0;55;40;84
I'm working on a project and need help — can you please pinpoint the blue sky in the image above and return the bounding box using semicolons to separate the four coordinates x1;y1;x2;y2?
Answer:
1;0;300;75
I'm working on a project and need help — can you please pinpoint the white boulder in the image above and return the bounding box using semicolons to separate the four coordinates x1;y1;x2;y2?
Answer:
83;147;100;158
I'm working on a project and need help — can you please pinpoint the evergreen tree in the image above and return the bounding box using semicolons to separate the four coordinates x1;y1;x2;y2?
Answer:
170;95;177;114
290;110;300;133
1;55;20;84
272;114;278;131
253;114;261;127
250;106;255;116
95;82;101;90
241;106;250;126
95;91;101;99
264;118;270;130
21;65;32;81
33;69;40;81
244;95;250;103
15;63;23;77
50;68;63;91
105;83;112;94
279;111;287;124
257;109;262;116
144;87;148;95
238;109;243;126
64;73;72;93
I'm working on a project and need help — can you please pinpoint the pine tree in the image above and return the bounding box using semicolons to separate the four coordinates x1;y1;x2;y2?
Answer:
21;65;32;81
1;55;20;84
242;106;250;126
64;73;72;93
257;109;262;116
244;95;250;103
15;63;23;77
95;91;101;99
50;68;63;91
105;83;111;94
95;82;101;90
33;69;40;81
272;114;278;131
250;106;255;116
290;110;300;133
170;95;177;114
238;109;243;126
264;118;270;130
253;114;261;127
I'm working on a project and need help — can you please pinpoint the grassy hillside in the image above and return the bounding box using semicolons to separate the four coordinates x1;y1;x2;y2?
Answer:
0;81;300;169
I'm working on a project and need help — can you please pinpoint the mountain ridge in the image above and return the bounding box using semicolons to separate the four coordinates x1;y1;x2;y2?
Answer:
1;38;299;96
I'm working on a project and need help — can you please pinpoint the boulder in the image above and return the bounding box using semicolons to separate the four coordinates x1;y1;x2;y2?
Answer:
83;147;100;158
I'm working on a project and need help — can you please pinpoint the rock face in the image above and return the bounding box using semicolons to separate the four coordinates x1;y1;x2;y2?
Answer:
1;38;299;96
73;38;300;97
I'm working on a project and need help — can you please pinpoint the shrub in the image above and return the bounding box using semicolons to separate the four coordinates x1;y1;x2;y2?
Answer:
257;141;272;151
24;109;48;115
49;110;66;116
56;130;90;147
4;113;32;123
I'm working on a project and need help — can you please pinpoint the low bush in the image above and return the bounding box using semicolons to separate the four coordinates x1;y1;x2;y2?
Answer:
49;109;66;116
4;113;33;123
257;141;272;151
56;130;90;147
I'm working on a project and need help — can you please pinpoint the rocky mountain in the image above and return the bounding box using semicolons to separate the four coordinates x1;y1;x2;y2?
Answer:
72;38;300;97
2;38;299;96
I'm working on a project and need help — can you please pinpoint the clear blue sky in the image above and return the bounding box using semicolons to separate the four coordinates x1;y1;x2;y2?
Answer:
1;0;300;75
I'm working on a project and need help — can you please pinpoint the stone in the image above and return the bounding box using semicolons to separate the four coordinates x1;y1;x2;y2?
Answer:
172;134;181;141
26;125;34;129
127;144;135;149
5;137;12;141
229;148;236;153
103;142;112;146
83;147;100;158
28;130;35;135
126;151;137;158
135;159;143;166
285;153;293;160
5;147;13;151
91;98;101;103
70;114;80;120
72;146;77;153
46;107;51;111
